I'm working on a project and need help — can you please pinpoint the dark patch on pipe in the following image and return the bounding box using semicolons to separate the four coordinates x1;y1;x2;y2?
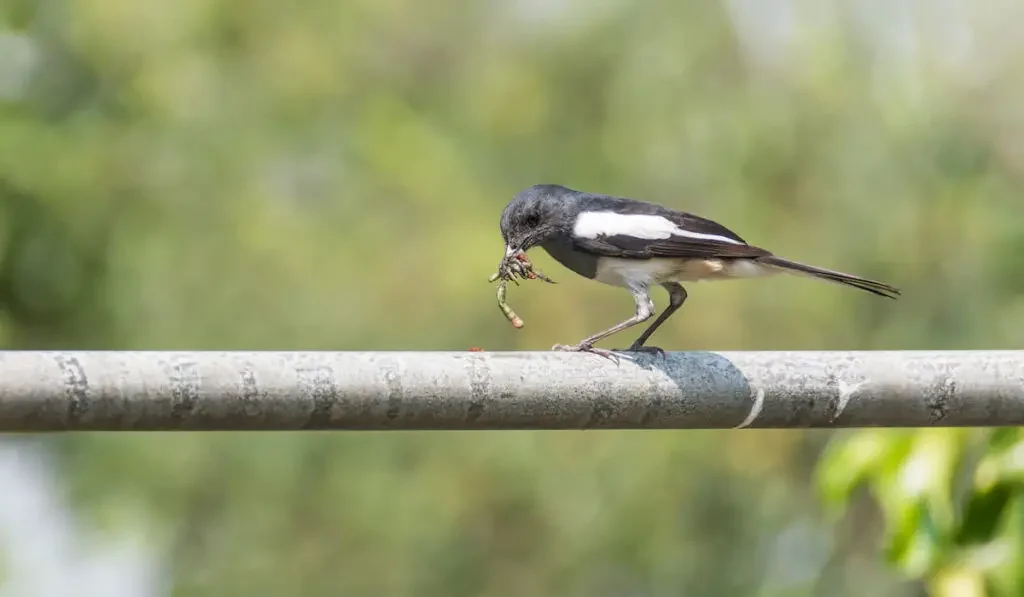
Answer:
240;365;260;416
465;354;491;424
383;367;403;421
169;359;199;423
826;372;842;424
928;377;953;423
297;366;336;429
55;354;88;425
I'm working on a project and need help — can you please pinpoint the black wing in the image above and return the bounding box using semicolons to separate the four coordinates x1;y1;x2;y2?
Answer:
571;197;771;260
574;234;770;259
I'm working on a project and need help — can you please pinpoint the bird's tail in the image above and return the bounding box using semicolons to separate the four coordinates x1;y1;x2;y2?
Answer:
757;255;900;299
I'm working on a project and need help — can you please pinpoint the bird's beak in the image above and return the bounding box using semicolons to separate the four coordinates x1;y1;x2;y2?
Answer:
506;231;540;256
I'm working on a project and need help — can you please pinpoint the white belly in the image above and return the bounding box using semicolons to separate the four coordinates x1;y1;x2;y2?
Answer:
593;257;777;288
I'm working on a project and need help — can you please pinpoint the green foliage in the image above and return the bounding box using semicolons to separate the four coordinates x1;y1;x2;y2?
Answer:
818;428;1024;596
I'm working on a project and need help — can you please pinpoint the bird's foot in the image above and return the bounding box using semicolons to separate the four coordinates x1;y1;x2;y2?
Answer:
616;344;667;358
551;342;619;362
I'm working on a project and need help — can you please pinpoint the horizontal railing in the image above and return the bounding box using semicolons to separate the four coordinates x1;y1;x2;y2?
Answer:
0;351;1019;430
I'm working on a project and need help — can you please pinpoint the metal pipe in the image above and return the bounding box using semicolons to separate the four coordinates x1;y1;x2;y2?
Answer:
0;351;1020;430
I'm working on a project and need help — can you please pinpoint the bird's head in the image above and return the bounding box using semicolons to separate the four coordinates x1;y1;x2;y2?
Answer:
499;184;577;257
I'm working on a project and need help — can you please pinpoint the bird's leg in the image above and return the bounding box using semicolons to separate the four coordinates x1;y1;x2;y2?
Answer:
552;288;654;360
621;283;688;356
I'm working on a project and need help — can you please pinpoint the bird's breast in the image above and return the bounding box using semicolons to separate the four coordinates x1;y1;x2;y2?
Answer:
538;238;600;279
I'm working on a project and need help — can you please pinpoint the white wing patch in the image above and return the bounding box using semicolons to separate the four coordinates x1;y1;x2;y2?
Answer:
572;211;742;245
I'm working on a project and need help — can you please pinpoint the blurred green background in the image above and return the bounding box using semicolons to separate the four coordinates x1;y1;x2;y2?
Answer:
1;0;1023;595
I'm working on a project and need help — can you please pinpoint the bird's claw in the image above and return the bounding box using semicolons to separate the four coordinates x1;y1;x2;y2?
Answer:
551;342;620;362
616;344;667;358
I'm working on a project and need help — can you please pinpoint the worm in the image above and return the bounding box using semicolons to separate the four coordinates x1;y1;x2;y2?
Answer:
495;279;524;328
488;251;554;329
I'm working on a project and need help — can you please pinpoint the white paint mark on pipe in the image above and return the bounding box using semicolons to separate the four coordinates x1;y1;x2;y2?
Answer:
734;387;766;429
833;380;865;422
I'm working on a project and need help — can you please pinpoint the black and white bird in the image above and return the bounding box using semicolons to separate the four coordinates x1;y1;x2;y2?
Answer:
499;184;900;357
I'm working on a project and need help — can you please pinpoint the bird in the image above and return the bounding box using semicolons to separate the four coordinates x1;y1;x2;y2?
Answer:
498;184;900;358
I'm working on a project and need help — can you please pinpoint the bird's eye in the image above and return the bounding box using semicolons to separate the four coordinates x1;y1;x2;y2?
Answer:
523;212;541;227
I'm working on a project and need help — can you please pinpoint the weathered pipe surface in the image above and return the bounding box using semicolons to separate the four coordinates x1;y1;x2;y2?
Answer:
0;351;1021;431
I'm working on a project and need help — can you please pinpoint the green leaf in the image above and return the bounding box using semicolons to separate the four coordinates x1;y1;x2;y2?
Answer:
883;501;944;576
976;435;1024;491
988;429;1020;453
955;482;1014;546
869;430;972;578
815;430;914;515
